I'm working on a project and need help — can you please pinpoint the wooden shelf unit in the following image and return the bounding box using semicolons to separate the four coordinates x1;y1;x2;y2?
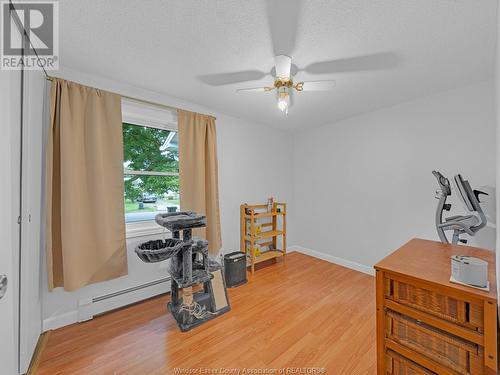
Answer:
240;198;287;274
244;230;285;241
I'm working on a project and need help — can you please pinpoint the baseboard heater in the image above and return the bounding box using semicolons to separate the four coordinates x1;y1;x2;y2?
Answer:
77;276;171;322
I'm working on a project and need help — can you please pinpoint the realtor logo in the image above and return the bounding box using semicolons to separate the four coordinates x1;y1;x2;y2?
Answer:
1;1;59;70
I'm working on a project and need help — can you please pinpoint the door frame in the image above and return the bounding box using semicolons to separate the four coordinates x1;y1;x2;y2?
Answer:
0;68;22;375
18;69;45;374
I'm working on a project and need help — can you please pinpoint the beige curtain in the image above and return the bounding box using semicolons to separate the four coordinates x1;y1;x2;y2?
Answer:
46;78;127;291
178;109;222;255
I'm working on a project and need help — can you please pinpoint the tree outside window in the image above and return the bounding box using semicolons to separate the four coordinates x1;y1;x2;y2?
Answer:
123;122;180;222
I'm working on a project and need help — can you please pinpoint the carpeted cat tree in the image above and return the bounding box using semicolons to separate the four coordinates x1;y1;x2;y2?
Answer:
135;211;230;331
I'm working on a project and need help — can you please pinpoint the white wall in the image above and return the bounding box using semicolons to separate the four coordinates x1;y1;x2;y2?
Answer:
293;81;496;269
217;115;293;251
40;67;293;328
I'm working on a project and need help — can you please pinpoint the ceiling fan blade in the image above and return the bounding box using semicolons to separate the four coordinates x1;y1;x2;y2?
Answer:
266;0;301;56
236;87;275;93
303;52;399;75
296;80;336;92
198;70;267;86
275;55;292;80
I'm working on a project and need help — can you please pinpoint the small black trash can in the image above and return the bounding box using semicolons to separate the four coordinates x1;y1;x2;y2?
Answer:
224;252;247;288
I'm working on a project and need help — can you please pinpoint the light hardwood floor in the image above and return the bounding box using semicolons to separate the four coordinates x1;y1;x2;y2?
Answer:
36;252;376;375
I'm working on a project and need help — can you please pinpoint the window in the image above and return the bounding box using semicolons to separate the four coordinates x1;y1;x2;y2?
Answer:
123;122;180;224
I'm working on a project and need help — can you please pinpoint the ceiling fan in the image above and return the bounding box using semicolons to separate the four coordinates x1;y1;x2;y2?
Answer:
198;1;399;115
236;55;335;115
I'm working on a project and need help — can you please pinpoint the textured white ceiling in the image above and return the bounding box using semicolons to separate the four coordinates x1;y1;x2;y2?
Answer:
58;0;497;130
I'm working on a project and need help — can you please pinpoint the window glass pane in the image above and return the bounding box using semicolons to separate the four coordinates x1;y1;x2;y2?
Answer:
124;174;180;223
123;122;179;173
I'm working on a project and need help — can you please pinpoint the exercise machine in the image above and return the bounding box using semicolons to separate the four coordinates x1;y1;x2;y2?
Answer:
432;171;487;245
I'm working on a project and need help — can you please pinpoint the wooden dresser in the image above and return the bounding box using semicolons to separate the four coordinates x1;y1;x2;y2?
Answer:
375;239;497;375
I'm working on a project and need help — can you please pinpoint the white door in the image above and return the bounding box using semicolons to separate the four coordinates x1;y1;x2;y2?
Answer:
0;69;22;375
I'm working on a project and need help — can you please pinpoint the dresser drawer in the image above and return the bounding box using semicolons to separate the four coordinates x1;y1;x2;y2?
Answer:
385;349;436;375
386;310;484;374
385;277;484;330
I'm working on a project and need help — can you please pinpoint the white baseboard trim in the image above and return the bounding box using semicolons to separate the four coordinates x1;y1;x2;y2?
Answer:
78;277;171;322
43;310;79;331
289;245;375;276
43;277;171;332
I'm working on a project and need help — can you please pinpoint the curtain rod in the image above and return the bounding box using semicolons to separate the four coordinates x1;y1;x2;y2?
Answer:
45;75;216;120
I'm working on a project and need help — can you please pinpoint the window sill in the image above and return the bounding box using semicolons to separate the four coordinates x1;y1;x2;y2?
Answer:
126;220;168;239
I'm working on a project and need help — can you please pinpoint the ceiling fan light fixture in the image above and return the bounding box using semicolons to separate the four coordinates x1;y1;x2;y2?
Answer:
234;55;336;114
277;87;290;114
